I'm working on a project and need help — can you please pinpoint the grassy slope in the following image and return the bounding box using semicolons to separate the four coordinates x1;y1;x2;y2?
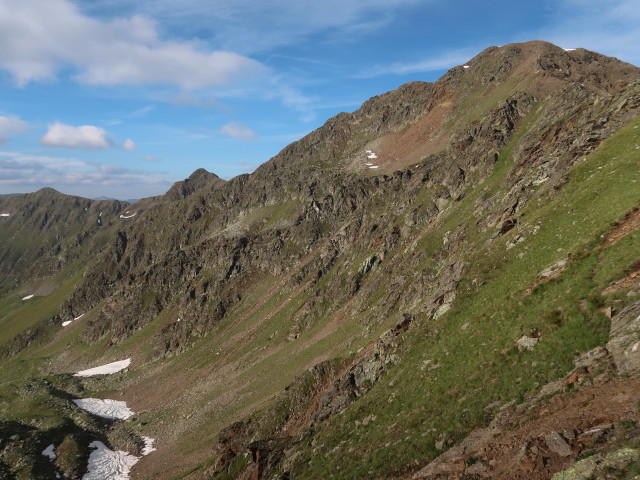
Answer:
286;114;640;479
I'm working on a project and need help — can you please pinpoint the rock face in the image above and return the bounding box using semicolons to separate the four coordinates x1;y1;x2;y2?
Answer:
607;301;640;374
1;40;640;480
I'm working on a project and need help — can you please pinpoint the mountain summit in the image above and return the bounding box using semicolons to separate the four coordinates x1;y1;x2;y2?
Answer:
0;41;639;479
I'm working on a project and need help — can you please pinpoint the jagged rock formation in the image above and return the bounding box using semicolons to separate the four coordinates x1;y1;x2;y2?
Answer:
0;41;639;480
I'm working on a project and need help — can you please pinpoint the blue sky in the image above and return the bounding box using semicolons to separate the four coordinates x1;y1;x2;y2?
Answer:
0;0;638;200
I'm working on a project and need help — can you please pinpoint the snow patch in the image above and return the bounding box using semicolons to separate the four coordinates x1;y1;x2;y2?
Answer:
83;441;139;480
367;153;378;159
42;444;57;460
0;213;10;217
142;437;156;456
22;294;34;300
119;213;137;219
368;166;379;169
73;398;134;420
74;359;131;377
463;65;470;69
564;48;577;51
63;313;84;327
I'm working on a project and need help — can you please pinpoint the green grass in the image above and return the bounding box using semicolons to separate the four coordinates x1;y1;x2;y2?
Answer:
286;113;640;479
0;270;84;349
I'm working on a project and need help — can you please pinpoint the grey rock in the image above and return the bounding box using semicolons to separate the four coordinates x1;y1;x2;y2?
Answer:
465;461;488;476
606;301;640;374
573;346;608;369
517;335;539;351
552;454;600;480
538;258;568;278
544;431;573;457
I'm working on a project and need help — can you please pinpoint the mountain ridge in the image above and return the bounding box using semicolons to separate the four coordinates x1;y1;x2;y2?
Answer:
0;40;639;479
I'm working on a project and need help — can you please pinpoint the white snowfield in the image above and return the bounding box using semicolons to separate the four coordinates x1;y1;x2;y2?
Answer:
564;48;577;51
368;166;380;169
42;444;57;460
463;65;470;69
22;294;34;300
367;152;378;159
62;320;73;327
83;441;139;480
0;213;10;217
142;437;156;456
74;359;131;377
73;398;135;420
74;313;85;321
119;212;137;219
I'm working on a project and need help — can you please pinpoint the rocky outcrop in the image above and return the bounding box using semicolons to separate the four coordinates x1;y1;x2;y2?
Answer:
607;301;640;374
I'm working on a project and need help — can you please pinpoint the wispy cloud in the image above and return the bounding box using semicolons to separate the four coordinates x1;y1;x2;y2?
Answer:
127;105;156;118
0;0;266;88
539;0;640;65
220;121;258;139
141;155;161;162
0;116;28;143
40;122;112;149
75;0;429;55
355;48;474;78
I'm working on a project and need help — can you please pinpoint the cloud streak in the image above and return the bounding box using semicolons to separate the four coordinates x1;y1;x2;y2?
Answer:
355;48;475;78
0;151;169;189
220;122;258;139
0;0;265;88
76;0;429;55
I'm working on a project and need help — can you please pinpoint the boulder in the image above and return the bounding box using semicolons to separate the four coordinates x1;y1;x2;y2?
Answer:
606;301;640;374
544;431;573;457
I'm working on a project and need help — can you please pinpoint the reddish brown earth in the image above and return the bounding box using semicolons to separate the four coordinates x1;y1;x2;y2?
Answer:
404;374;640;480
603;207;640;248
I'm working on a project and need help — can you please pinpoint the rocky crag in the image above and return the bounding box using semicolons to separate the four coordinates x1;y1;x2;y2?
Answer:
0;41;639;479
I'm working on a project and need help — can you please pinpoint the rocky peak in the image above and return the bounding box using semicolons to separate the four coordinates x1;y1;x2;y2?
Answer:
164;168;225;201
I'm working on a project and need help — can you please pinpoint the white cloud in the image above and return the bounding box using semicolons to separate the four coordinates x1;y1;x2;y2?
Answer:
220;121;258;139
0;116;28;143
122;138;136;150
40;122;111;149
0;0;265;88
141;155;161;162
